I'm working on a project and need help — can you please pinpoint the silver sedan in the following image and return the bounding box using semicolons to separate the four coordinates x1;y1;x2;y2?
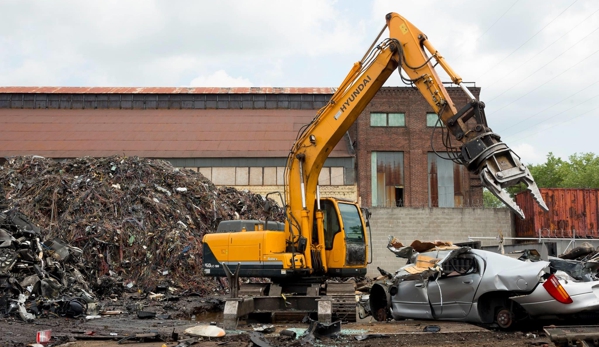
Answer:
367;248;599;328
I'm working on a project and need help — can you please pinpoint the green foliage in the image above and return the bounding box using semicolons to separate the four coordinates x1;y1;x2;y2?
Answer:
483;188;505;208
528;153;568;188
561;153;599;188
510;152;599;195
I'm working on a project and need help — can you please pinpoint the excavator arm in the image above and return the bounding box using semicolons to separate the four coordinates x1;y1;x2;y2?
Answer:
284;12;548;265
384;12;548;217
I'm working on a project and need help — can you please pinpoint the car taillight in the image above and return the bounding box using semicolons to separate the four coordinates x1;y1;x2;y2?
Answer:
543;274;573;304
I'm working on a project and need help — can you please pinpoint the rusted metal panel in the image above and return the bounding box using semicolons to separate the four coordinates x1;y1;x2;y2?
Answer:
372;152;404;207
0;87;337;94
427;153;470;208
429;160;439;207
0;108;352;159
515;189;599;238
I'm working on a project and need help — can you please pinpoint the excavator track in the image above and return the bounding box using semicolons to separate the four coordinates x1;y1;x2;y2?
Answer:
326;281;357;322
229;281;357;324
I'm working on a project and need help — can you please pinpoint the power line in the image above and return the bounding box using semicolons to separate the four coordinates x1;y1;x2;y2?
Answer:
496;79;599;134
486;25;599;103
504;94;599;141
484;8;599;99
508;103;599;146
452;0;521;61
476;0;579;80
487;47;599;115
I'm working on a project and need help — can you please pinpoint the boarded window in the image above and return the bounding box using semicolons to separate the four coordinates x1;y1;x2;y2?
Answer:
371;152;404;207
249;167;263;185
427;153;467;207
318;167;331;185
212;167;236;185
263;167;277;185
370;112;405;127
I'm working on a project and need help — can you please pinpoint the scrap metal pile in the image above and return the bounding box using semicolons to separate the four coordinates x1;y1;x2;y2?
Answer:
0;155;284;321
0;209;95;321
550;242;599;281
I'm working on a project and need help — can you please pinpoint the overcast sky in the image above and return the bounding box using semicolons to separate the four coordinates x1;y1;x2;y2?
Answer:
1;0;598;165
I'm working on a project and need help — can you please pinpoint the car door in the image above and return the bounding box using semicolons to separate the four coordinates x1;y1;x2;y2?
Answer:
392;278;435;320
427;254;483;319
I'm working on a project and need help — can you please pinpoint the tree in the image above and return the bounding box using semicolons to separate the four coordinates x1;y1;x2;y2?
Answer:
561;153;599;188
509;152;599;194
527;153;568;188
483;188;505;208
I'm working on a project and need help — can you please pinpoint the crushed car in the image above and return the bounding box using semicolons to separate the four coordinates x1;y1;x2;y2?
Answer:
363;237;599;329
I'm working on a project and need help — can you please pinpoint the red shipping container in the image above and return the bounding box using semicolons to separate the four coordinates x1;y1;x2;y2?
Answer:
515;189;599;239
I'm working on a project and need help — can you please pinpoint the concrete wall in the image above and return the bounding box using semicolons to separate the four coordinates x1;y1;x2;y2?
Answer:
366;207;514;275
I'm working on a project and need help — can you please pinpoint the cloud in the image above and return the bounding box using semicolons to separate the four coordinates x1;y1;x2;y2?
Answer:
511;143;546;165
1;0;599;162
189;70;253;87
0;0;366;87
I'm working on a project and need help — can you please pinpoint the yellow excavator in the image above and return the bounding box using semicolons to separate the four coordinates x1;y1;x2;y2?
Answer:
202;12;549;325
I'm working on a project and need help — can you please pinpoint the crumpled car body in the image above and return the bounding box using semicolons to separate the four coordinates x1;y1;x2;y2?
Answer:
510;272;599;317
375;248;599;328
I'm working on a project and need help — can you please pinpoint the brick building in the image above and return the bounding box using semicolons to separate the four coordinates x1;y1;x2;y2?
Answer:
0;86;482;208
351;86;483;208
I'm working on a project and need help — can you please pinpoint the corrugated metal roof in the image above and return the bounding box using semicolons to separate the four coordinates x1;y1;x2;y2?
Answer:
0;87;336;94
0;108;352;159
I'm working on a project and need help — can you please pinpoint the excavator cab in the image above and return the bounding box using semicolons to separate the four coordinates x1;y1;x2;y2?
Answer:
313;198;368;277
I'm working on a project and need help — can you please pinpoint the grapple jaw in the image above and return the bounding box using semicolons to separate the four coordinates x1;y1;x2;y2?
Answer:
478;147;548;219
448;101;548;219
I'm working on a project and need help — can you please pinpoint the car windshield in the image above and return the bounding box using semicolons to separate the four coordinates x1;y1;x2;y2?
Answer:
338;203;364;242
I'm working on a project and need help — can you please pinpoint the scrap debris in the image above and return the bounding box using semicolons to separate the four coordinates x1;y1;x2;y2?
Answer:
0;208;95;321
552;242;599;281
516;243;599;281
0;155;284;322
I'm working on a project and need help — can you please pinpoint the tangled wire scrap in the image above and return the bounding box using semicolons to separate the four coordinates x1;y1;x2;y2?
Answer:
0;155;284;294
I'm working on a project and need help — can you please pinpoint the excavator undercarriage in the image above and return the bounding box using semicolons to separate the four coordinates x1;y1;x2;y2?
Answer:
221;263;357;328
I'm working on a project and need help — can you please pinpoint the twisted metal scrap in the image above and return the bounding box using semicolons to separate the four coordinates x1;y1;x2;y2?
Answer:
0;156;283;293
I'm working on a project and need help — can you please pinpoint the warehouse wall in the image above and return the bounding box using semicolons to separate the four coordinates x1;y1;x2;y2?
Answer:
366;207;514;276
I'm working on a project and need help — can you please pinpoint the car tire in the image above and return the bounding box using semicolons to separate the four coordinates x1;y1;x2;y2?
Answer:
495;307;514;329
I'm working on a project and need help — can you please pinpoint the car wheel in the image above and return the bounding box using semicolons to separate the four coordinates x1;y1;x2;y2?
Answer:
495;307;514;329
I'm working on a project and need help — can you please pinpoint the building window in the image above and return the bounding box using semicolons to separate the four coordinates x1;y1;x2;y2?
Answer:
370;112;405;127
427;152;467;207
371;152;404;207
426;112;442;127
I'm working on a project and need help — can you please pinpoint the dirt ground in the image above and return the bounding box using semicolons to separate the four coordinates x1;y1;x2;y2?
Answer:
0;316;554;347
0;295;557;347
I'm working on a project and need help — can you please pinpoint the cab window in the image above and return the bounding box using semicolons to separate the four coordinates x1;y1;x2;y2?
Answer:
321;200;341;250
338;203;365;242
